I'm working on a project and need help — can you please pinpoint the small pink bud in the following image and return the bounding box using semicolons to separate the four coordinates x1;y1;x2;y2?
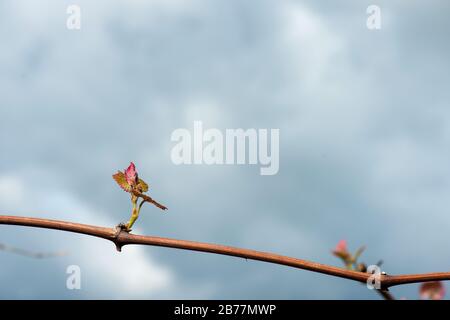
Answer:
125;162;138;186
332;239;353;265
420;281;445;300
334;240;348;254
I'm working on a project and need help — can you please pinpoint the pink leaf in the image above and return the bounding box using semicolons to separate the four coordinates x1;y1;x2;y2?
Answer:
420;281;445;300
333;240;348;255
125;162;138;186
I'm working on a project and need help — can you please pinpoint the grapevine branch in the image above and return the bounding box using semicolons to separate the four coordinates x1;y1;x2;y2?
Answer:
1;215;449;291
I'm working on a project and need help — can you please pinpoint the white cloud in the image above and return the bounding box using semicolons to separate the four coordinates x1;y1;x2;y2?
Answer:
0;175;25;209
279;2;344;89
184;99;228;128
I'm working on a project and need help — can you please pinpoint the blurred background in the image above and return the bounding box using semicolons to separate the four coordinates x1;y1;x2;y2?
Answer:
1;0;449;299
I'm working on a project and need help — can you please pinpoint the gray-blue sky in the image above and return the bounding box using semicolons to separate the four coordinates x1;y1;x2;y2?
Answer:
1;0;449;299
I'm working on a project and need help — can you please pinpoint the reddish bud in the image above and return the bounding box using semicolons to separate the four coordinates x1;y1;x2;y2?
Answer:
125;162;138;186
332;239;353;267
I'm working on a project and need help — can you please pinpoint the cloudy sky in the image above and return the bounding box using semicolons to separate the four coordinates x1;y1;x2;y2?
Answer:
1;0;449;299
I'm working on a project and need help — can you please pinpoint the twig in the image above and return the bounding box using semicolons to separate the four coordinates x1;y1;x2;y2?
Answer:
377;289;395;300
0;215;449;290
0;242;67;259
131;190;167;211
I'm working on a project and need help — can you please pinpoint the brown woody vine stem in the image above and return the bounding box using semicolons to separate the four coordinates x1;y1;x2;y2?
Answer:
1;215;449;294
